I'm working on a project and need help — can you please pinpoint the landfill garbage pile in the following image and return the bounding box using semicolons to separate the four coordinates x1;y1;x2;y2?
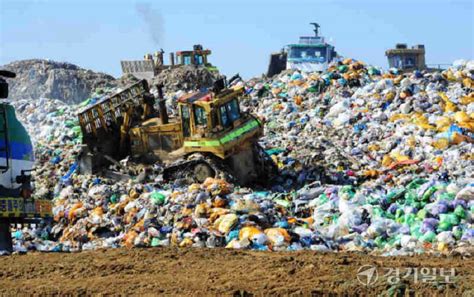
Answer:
8;59;474;256
152;65;221;92
2;59;117;104
241;59;474;190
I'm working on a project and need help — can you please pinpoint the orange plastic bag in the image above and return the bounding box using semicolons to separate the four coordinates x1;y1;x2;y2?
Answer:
264;228;291;244
203;178;232;195
214;213;238;234
435;116;452;132
68;202;83;220
239;226;263;241
454;111;474;131
91;207;104;217
179;238;193;248
439;92;458;112
412;113;435;130
123;230;138;249
460;93;474;105
294;95;303;106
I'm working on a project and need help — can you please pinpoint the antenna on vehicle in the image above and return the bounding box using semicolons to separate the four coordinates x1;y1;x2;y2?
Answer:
310;22;320;37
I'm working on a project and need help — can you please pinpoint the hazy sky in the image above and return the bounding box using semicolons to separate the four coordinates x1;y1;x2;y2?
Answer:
1;0;473;78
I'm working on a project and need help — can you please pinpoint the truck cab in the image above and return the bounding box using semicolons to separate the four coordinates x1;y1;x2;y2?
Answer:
286;23;337;73
267;23;338;77
0;70;53;253
286;42;337;73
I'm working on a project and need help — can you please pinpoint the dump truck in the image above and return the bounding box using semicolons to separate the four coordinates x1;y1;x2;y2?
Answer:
267;23;338;77
0;70;53;253
120;44;218;80
78;78;275;185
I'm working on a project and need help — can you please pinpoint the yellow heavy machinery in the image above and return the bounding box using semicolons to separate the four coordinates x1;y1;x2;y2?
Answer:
120;44;218;80
78;79;275;184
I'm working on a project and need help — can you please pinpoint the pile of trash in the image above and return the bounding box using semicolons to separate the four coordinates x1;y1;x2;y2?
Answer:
152;65;221;92
240;59;474;190
3;59;117;104
9;59;474;256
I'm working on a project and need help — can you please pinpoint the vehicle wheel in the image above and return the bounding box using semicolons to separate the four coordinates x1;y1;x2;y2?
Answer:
193;162;215;183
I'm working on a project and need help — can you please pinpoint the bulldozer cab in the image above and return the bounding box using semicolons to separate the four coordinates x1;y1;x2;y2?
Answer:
178;91;241;135
176;52;210;66
177;86;262;159
176;44;212;67
128;84;262;163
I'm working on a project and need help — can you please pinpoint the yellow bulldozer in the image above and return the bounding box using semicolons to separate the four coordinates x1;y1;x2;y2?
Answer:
120;44;218;80
77;79;275;184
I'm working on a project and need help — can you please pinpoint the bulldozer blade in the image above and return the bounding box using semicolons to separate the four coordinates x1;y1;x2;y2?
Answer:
267;52;287;77
121;60;155;80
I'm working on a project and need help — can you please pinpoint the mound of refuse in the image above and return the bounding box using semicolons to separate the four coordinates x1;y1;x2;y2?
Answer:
152;65;221;92
2;59;117;104
8;59;474;256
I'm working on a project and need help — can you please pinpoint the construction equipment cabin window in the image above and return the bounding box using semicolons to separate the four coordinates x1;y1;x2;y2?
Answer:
194;55;203;65
184;56;191;65
227;99;240;122
181;105;191;137
219;99;240;128
405;56;416;68
194;106;207;127
220;105;230;128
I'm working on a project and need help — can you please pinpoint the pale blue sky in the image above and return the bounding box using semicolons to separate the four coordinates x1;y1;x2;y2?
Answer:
1;0;473;78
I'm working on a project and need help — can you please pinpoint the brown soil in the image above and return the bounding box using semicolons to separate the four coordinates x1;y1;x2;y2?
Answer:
0;248;472;296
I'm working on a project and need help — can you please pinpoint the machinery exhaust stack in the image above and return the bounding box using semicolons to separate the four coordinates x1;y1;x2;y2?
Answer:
157;85;169;125
169;52;175;66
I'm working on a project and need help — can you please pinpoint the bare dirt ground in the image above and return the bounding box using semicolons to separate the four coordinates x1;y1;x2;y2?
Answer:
0;248;472;296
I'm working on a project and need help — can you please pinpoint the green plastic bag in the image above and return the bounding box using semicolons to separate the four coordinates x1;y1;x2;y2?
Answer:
440;213;460;225
151;192;166;205
420;231;436;242
109;194;119;204
318;193;329;205
387;189;405;203
374;236;385;248
338;65;349;73
406;178;427;190
404;213;416;225
437;221;452;232
438;193;455;201
410;223;423;239
437;213;459;231
454;205;466;219
452;227;463;240
416;209;427;220
422;186;438;201
372;206;384;218
404;191;417;204
151;237;160;247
